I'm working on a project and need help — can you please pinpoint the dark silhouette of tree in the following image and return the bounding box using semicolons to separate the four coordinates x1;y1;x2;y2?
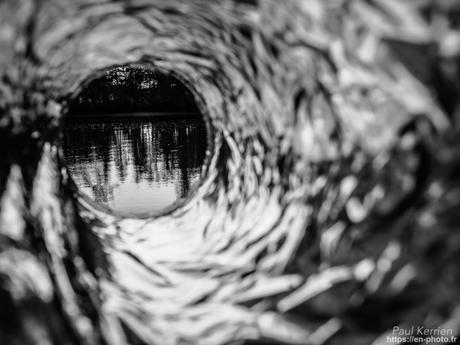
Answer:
63;117;207;212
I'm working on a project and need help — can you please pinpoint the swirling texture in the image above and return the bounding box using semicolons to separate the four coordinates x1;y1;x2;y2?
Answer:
1;1;460;345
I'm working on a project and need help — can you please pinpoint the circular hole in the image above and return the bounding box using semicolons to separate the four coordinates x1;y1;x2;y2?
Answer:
63;65;208;217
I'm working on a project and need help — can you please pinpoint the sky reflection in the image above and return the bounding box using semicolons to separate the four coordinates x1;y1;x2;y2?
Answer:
64;115;207;215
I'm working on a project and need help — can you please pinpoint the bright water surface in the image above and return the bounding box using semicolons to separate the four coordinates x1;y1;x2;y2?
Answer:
64;116;207;215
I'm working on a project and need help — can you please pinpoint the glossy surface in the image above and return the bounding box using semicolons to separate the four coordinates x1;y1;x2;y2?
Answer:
63;116;207;215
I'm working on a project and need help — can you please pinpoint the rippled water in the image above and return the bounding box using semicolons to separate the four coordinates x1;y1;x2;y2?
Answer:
64;116;207;215
0;1;454;345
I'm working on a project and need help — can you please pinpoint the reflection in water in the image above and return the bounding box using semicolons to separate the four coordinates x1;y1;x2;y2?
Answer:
63;116;207;215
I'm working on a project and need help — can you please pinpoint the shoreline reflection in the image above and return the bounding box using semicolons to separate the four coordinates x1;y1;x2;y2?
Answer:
64;115;207;215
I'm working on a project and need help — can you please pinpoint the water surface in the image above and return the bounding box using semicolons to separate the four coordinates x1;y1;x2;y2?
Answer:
64;115;207;215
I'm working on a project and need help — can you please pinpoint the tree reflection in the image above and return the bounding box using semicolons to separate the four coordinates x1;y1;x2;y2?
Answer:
63;116;207;214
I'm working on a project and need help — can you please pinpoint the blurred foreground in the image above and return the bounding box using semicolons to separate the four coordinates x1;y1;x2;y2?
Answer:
0;1;460;345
